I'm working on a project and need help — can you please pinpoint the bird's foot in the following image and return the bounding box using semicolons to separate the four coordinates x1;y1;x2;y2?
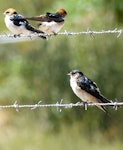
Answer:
83;102;88;110
13;34;21;38
52;32;58;36
47;32;57;37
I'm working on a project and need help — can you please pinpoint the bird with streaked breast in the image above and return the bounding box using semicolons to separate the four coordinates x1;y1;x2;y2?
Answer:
68;70;112;112
3;8;47;39
24;8;67;35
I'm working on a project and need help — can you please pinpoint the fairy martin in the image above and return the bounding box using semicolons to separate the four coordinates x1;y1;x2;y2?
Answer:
68;70;112;112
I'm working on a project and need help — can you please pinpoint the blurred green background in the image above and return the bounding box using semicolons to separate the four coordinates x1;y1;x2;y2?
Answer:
0;0;123;149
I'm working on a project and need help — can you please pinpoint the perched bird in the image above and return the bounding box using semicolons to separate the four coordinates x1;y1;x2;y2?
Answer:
3;8;47;39
67;70;112;112
25;8;67;34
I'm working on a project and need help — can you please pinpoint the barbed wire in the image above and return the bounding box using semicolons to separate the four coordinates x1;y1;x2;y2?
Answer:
59;28;123;38
0;100;123;112
0;28;123;43
1;28;123;38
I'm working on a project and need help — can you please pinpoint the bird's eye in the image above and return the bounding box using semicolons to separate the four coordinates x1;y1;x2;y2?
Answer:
13;12;17;14
6;11;10;14
71;72;75;75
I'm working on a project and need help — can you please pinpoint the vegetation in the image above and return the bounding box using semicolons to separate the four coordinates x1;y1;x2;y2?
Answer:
0;0;123;149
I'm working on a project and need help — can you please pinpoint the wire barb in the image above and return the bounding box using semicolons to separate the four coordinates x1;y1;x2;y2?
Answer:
113;102;118;111
117;30;123;38
56;99;63;112
13;101;19;112
87;28;94;39
31;100;42;110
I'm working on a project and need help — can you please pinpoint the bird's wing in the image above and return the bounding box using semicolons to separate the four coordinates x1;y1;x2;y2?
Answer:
25;15;50;22
46;12;64;22
24;12;64;23
77;76;110;103
10;14;28;26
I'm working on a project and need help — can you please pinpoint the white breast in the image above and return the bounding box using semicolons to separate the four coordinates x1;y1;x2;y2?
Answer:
70;78;98;103
39;21;64;34
4;15;31;35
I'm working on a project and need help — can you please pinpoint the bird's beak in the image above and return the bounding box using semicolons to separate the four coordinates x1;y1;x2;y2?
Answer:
67;72;71;76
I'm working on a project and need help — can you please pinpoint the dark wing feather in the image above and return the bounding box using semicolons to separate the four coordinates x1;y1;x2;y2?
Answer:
77;76;110;103
10;14;28;26
46;12;64;22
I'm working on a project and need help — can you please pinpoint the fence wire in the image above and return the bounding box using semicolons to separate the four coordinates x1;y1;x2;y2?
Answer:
0;29;123;43
0;100;122;111
58;28;123;38
1;28;123;38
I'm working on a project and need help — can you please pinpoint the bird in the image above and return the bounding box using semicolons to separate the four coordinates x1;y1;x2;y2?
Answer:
3;8;47;39
67;70;112;112
25;8;67;35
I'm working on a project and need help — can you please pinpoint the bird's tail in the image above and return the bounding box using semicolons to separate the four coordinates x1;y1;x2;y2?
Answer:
25;16;49;22
101;96;112;103
97;105;107;113
97;97;112;113
26;24;48;39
